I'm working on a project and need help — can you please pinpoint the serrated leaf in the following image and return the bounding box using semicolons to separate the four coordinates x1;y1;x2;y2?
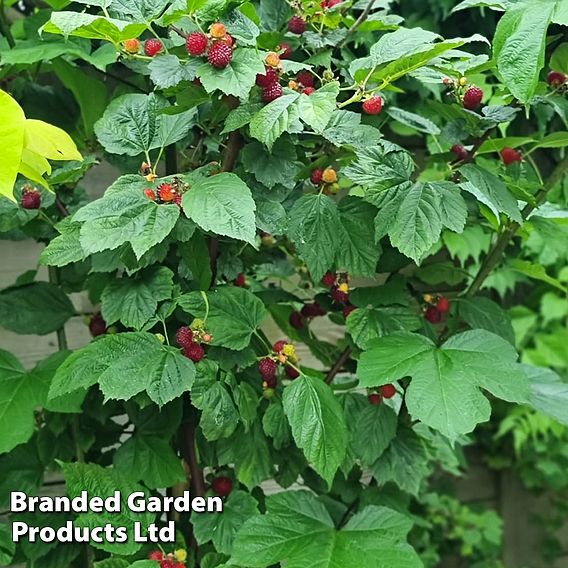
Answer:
525;365;568;426
183;173;256;244
322;110;382;149
295;82;340;132
40;219;84;267
262;400;291;449
458;297;515;344
353;403;398;466
282;374;347;486
387;107;441;135
358;330;530;439
149;54;199;88
197;382;240;441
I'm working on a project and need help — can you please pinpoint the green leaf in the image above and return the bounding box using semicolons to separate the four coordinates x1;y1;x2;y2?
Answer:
40;219;85;267
262;400;291;449
459;164;522;223
222;9;260;46
195;382;240;441
525;365;568;426
197;48;264;99
386;107;441;135
110;0;170;22
510;259;567;292
352;403;398;466
101;267;174;330
282;374;348;486
183;173;256;245
322;110;382;149
0;523;15;565
358;330;530;439
193;490;259;554
113;434;185;489
179;232;213;290
0;282;75;335
49;332;195;406
231;491;421;567
295;82;340;132
458;297;515;345
287;194;341;282
178;287;267;350
249;92;302;149
149;54;199;89
0;350;50;454
221;102;264;135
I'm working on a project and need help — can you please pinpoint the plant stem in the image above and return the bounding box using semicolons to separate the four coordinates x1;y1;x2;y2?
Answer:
325;347;352;384
0;0;15;48
339;0;377;47
466;152;568;296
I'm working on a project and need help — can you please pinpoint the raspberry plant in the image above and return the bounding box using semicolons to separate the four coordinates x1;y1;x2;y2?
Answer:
0;0;568;567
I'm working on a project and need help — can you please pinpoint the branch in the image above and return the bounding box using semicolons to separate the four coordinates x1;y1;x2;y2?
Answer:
339;0;377;46
325;347;352;384
466;152;568;297
181;418;205;498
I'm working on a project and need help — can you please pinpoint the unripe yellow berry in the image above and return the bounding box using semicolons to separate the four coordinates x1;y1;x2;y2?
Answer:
322;168;337;184
175;550;187;563
338;282;349;294
123;38;140;54
459;76;467;87
265;51;281;68
210;22;227;38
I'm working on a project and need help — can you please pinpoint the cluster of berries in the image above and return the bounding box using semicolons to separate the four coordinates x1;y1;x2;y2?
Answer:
20;185;42;210
310;166;340;194
368;384;397;405
258;340;300;393
288;70;317;96
144;178;189;207
176;321;212;363
321;271;356;318
148;549;187;568
211;475;233;497
423;295;451;324
289;301;327;330
548;70;567;90
186;23;235;69
256;52;285;102
443;76;484;111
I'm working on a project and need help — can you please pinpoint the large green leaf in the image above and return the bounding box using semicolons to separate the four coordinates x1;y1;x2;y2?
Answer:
295;82;340;132
0;282;75;335
282;374;348;486
49;332;195;406
352;403;398;466
182;173;256;245
40;219;85;267
231;491;422;568
178;287;267;350
358;330;530;439
242;139;301;189
194;382;240;441
525;365;568;425
0;91;25;200
458;297;515;344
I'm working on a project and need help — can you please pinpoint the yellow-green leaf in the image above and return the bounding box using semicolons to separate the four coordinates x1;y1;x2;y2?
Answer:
24;119;83;162
0;90;26;201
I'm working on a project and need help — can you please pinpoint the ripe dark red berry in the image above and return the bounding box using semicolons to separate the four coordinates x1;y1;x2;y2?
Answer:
144;38;163;57
297;71;315;88
331;286;349;304
234;273;246;287
362;96;383;115
301;302;326;318
285;365;300;379
279;43;293;58
211;476;233;497
184;342;205;362
311;168;324;185
451;144;469;161
186;31;208;56
273;340;287;353
321;271;336;287
437;297;450;313
21;188;41;209
343;304;356;319
176;326;193;348
89;313;107;337
288;16;306;34
424;306;442;324
208;41;233;68
547;71;566;87
368;393;382;405
500;147;522;166
289;311;305;330
463;86;483;110
149;550;163;561
256;66;279;88
258;357;277;380
262;82;283;102
381;384;397;399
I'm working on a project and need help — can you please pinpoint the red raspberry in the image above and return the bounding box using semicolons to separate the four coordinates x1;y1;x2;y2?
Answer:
174;193;183;208
301;302;326;318
211;476;233;497
362;96;383;115
321;271;336;287
184;342;205;362
297;71;315;88
311;168;324;185
331;286;349;304
263;375;278;389
234;273;246;287
381;384;397;399
548;71;566;87
256;66;279;88
176;326;193;348
279;43;293;58
285;365;300;379
424;306;442;324
21;188;41;209
186;31;208;56
303;87;315;96
343;304;356;319
172;564;185;568
273;340;287;353
368;393;382;405
148;551;164;561
161;561;175;568
450;144;469;161
500;147;522;166
144;38;163;57
208;41;233;68
262;82;283;102
328;0;343;6
289;311;305;330
144;188;156;201
157;183;176;202
89;313;107;337
437;297;450;313
288;16;306;34
463;86;483;110
258;357;277;380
